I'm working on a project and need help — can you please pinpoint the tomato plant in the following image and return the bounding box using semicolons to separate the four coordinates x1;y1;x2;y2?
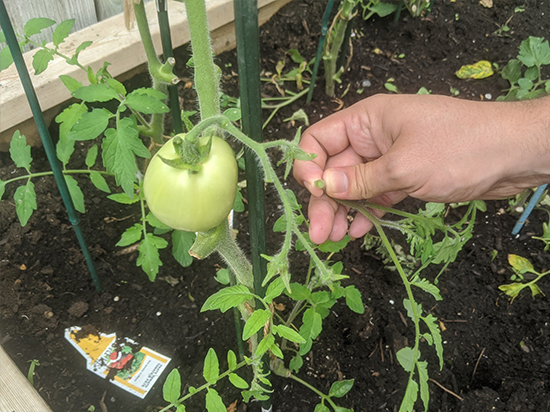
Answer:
143;135;238;233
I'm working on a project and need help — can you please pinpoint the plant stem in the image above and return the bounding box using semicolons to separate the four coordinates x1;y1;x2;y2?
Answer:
3;169;112;186
289;373;339;410
184;0;220;121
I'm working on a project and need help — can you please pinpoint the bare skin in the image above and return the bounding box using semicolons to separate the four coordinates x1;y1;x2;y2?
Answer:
293;94;550;244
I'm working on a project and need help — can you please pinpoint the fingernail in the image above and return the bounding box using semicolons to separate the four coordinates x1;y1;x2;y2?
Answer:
325;170;348;194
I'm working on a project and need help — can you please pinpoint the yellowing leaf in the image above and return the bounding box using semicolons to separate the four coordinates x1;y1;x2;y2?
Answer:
455;60;494;79
479;0;493;8
508;254;534;273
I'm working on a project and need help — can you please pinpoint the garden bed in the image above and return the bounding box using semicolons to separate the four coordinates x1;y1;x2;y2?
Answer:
1;0;550;411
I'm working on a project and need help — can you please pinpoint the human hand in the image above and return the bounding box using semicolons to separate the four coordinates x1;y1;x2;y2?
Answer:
293;94;550;244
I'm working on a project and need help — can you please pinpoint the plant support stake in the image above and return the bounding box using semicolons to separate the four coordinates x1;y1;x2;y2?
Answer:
512;184;548;235
0;0;101;292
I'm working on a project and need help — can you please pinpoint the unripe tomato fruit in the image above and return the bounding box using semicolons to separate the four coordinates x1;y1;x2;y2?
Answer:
143;136;238;232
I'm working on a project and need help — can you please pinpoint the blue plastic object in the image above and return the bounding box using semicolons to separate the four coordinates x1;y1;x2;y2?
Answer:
512;184;548;235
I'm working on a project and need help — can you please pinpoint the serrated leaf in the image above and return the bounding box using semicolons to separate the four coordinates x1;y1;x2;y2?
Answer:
0;46;14;71
396;347;418;373
73;84;120;103
24;18;56;37
286;282;311;301
56;103;87;164
422;314;444;370
508;254;534;273
59;75;83;92
518;36;550;67
501;59;522;84
9;131;32;171
299;308;323;341
255;334;274;357
102;117;150;197
242;309;270;341
318;235;351;253
64;175;85;213
67;41;93;65
146;212;171;229
411;277;442;301
498;282;526;299
52;19;74;47
274;324;306;344
116;223;143;247
125;89;169;114
329;379;354;398
228;373;248;389
270;342;284;359
344;285;364;314
107;192;139;204
85;145;98;167
403;298;422;322
264;277;285;303
163;368;181;404
289;354;303;373
201;285;254;313
455;60;493;79
417;360;429;411
14;181;37;226
137;233;168;281
67;108;113;141
203;348;219;384
106;78;127;96
32;49;54;75
172;230;196;268
205;388;225;412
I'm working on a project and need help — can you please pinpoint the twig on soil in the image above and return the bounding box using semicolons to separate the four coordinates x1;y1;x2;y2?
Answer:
471;347;486;383
429;378;464;402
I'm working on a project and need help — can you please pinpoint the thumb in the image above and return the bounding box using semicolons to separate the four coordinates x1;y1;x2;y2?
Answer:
323;160;393;200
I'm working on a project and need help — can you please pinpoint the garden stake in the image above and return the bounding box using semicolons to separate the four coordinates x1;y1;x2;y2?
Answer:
306;0;335;104
512;184;548;235
234;0;271;409
0;0;101;292
155;0;184;134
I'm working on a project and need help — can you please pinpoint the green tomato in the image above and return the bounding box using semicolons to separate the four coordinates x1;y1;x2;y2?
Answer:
143;136;238;232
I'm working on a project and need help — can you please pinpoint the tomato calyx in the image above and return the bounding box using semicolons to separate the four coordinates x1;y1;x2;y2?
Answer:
158;133;213;173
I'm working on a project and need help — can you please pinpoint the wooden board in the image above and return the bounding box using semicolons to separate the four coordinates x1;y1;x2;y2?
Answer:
0;345;53;412
0;0;292;149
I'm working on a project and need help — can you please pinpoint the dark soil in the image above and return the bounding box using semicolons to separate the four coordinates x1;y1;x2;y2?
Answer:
2;1;550;411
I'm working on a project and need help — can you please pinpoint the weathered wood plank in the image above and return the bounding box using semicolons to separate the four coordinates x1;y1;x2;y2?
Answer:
0;345;53;412
0;0;292;149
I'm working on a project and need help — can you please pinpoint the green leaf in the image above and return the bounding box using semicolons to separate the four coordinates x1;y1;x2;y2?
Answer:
67;108;113;141
125;89;169;114
137;233;168;281
203;348;219;384
52;19;75;47
286;282;311;301
289;354;303;373
399;379;419;412
214;268;230;285
270;342;284;359
9;131;32;171
501;59;522;84
255;334;275;357
422;314;444;370
201;285;254;313
227;350;237;370
205;388;226;412
318;235;351;253
518;36;550;67
176;405;186;412
508;254;534;273
299;308;323;341
72;84;120;103
273;324;306;344
264;277;285;303
89;171;111;193
334;408;353;412
228;373;248;389
223;108;241;121
14;181;37;226
64;175;85;213
329;379;354;398
163;368;181;404
314;405;330;412
106;78;127;96
411;277;442;301
56;103;87;164
102;117;150;197
369;2;397;17
0;180;6;201
85;145;98;167
233;188;245;212
67;41;93;66
24;18;56;37
146;212;171;229
0;46;14;71
242;309;271;341
172;230;195;267
518;77;533;90
107;192;139;204
455;60;494;79
116;223;143;247
32;49;54;75
59;75;83;92
396;347;418;373
524;66;540;81
344;285;364;314
417;360;430;411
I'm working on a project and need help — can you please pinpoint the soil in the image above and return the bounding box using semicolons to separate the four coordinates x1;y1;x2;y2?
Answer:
1;1;550;411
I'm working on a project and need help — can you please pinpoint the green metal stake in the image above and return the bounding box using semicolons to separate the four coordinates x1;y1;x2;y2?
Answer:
155;0;184;134
234;0;271;409
0;0;101;292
